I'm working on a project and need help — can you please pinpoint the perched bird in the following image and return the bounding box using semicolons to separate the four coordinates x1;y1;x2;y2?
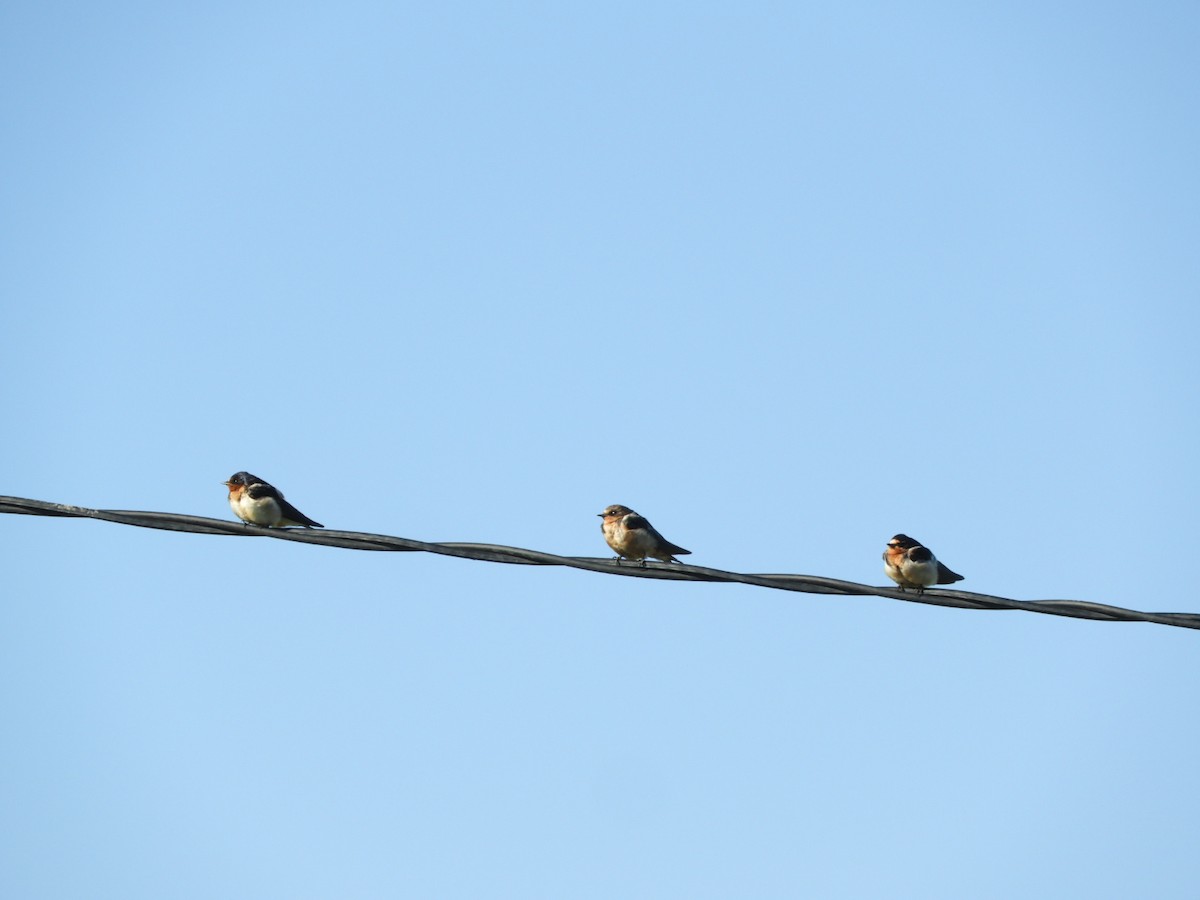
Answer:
223;471;323;528
598;504;690;565
883;534;963;593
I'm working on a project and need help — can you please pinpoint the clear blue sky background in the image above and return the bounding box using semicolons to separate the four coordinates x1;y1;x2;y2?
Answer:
3;3;1198;898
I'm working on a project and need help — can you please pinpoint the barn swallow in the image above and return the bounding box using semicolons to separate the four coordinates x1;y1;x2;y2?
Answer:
883;534;963;593
598;504;691;565
223;471;323;528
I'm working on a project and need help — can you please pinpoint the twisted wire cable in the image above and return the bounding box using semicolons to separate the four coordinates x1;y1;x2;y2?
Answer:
3;495;1196;631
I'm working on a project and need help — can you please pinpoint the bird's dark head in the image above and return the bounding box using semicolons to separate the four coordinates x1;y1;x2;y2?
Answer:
887;534;922;550
598;504;635;519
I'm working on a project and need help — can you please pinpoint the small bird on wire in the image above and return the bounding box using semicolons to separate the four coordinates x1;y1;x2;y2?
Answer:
598;504;690;565
883;534;963;593
223;471;323;528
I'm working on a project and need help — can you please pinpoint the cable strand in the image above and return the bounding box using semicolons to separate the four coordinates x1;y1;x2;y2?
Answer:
3;495;1196;631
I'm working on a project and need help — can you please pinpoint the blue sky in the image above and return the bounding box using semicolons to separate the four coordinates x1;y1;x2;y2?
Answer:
2;2;1198;897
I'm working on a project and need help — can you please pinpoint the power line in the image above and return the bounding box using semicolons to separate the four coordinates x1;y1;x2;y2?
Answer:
3;494;1196;631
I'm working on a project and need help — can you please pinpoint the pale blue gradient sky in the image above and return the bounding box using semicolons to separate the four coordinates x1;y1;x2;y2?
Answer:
2;3;1198;898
